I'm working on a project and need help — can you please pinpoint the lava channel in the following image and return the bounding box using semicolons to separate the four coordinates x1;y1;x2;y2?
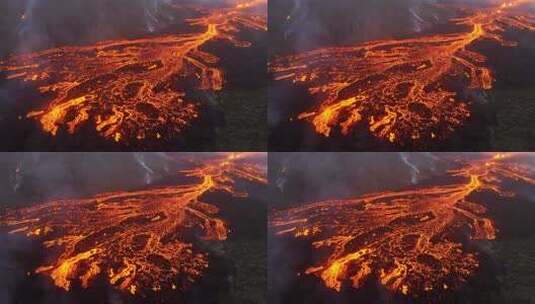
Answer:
270;1;535;145
0;0;266;144
270;153;535;296
1;153;266;296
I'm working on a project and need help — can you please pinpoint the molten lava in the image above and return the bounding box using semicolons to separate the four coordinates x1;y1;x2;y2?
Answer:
271;1;535;145
270;153;535;296
0;0;266;143
1;153;266;296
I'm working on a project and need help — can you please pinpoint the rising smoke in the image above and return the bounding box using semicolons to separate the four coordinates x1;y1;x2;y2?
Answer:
0;152;189;207
269;152;451;207
400;152;421;184
1;0;177;55
271;0;513;53
271;0;450;53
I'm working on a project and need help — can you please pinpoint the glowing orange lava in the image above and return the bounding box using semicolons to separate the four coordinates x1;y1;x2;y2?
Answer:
270;153;535;296
271;1;535;145
1;153;266;296
0;0;266;143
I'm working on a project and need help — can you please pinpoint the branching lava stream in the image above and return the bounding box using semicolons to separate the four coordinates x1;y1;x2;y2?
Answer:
1;153;266;296
271;1;535;145
0;0;266;143
270;153;535;296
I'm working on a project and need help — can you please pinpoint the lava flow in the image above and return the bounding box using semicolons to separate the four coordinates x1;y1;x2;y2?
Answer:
270;153;535;296
271;1;535;145
1;153;266;296
0;0;266;143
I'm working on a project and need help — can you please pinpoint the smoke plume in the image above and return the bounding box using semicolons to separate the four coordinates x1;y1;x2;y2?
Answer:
3;0;176;55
